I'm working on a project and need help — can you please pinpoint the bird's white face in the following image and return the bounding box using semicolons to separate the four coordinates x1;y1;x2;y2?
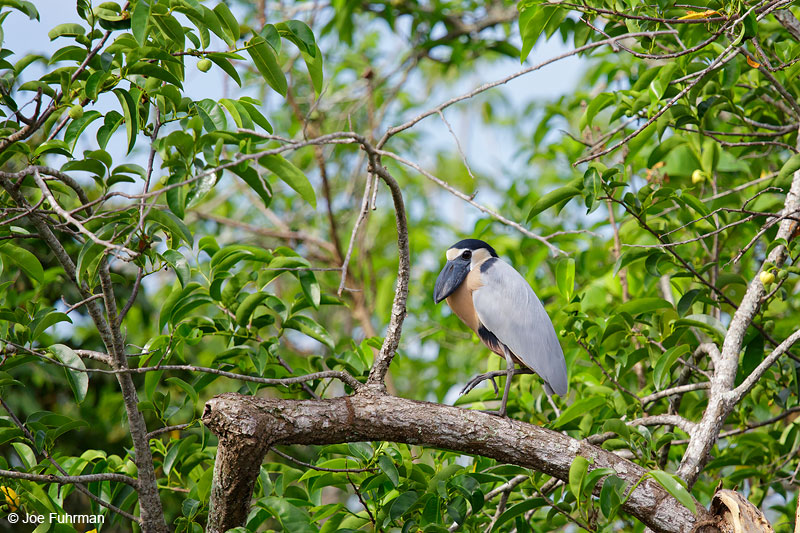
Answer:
445;246;494;270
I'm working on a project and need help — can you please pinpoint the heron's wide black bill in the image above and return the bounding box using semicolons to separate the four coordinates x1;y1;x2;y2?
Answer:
433;260;469;303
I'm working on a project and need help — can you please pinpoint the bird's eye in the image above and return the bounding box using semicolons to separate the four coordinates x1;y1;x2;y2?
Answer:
461;250;472;260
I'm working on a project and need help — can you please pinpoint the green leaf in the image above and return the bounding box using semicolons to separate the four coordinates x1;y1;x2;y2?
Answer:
491;499;542;531
219;98;252;129
34;139;72;158
113;88;138;154
600;475;627;519
648;470;696;514
75;240;106;288
653;345;689;389
230;164;272;207
297;269;320;309
617;297;672;316
262;497;315;533
260;154;316;207
165;376;199;407
51;344;89;404
677;288;702;316
193;5;228;45
207;53;242;86
11;442;35;469
194;99;227;132
0;242;44;283
276;20;316;56
389;491;418;520
236;292;270;326
162;250;190;287
127;63;182;88
555;257;575;301
159;282;202;331
146;209;194;247
677;192;710;219
569;455;589;499
284;315;334;350
582;92;615;128
555;396;605;428
674;313;727;340
238;100;273;133
213;3;239;42
527;186;580;221
247;36;287;97
778;154;800;183
48;23;85;40
131;0;151;46
31;312;72;341
519;4;563;62
303;46;323;95
64;110;101;151
378;455;400;487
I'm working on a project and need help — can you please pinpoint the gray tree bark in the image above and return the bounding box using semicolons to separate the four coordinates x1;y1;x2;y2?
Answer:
202;391;710;533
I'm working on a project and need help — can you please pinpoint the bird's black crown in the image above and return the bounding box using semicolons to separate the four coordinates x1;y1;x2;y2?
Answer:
450;239;498;257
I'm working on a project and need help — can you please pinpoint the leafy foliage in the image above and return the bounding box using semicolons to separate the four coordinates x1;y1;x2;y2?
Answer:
0;0;799;531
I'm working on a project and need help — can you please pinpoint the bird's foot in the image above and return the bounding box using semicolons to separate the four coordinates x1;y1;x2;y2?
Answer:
460;370;506;396
459;368;534;397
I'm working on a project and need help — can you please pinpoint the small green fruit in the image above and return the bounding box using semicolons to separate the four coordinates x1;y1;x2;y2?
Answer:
197;58;212;72
691;169;704;184
68;104;84;119
760;270;775;286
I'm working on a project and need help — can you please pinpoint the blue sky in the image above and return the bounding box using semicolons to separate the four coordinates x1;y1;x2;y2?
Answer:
3;2;584;175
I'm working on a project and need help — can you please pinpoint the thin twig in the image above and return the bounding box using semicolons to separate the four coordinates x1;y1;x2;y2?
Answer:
0;468;138;488
338;174;373;296
271;448;377;473
375;149;563;256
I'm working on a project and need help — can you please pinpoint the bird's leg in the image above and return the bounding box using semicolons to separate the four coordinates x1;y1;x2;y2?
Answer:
497;346;516;418
545;392;561;418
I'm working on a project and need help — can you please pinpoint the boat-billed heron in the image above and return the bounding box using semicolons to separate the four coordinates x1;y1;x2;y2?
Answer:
433;239;567;416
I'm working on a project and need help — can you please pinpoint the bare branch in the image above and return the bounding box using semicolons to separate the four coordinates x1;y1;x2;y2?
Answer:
194;211;338;256
376;149;564;256
732;329;800;402
377;31;677;149
31;169;138;261
338;174;373;296
437;109;477;180
629;415;696;435
641;382;711;406
146;423;191;440
0;468;138;488
271;448;377;473
11;344;363;390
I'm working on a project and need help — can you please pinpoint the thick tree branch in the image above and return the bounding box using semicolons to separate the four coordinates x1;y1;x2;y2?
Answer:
202;392;708;533
774;8;800;40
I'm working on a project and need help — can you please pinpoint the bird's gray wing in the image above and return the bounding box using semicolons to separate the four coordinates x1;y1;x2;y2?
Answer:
472;259;568;395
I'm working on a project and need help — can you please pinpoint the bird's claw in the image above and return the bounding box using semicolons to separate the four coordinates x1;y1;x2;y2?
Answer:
460;371;502;396
460;368;534;397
